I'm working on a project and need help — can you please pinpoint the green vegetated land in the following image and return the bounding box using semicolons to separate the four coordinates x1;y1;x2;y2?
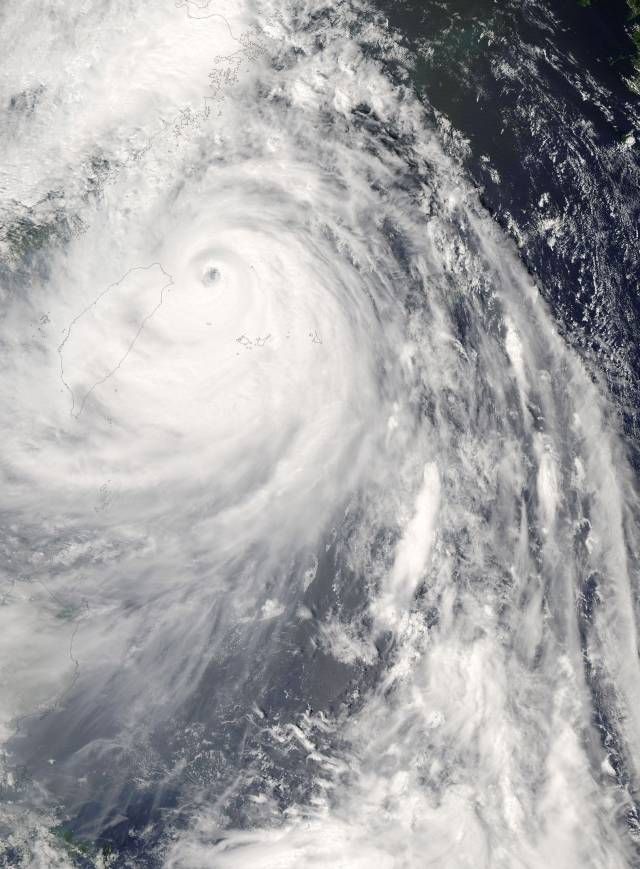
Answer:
50;825;115;867
578;0;640;92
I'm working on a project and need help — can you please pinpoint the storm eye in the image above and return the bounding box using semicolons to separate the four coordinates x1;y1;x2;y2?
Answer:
202;266;220;286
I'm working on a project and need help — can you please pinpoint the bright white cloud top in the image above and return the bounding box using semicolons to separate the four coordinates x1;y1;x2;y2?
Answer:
0;0;639;867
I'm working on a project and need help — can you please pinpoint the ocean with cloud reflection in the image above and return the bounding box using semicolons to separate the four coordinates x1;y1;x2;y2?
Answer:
1;0;640;866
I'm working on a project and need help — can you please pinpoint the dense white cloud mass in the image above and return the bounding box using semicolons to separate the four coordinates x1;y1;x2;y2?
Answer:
1;0;639;866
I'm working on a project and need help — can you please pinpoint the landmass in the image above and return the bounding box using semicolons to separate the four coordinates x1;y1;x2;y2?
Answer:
578;0;640;92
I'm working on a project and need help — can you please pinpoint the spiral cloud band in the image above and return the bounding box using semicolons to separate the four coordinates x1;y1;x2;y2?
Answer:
1;0;639;866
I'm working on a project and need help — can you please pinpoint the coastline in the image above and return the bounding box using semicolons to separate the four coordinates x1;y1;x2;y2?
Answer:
579;0;640;92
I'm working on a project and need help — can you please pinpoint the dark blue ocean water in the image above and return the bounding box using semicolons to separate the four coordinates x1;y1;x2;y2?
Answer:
377;0;640;464
2;2;640;866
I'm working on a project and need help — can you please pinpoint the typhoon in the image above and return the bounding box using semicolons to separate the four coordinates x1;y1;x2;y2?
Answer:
1;0;640;867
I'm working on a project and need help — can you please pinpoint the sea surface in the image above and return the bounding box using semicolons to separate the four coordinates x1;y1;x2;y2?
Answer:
0;1;639;866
